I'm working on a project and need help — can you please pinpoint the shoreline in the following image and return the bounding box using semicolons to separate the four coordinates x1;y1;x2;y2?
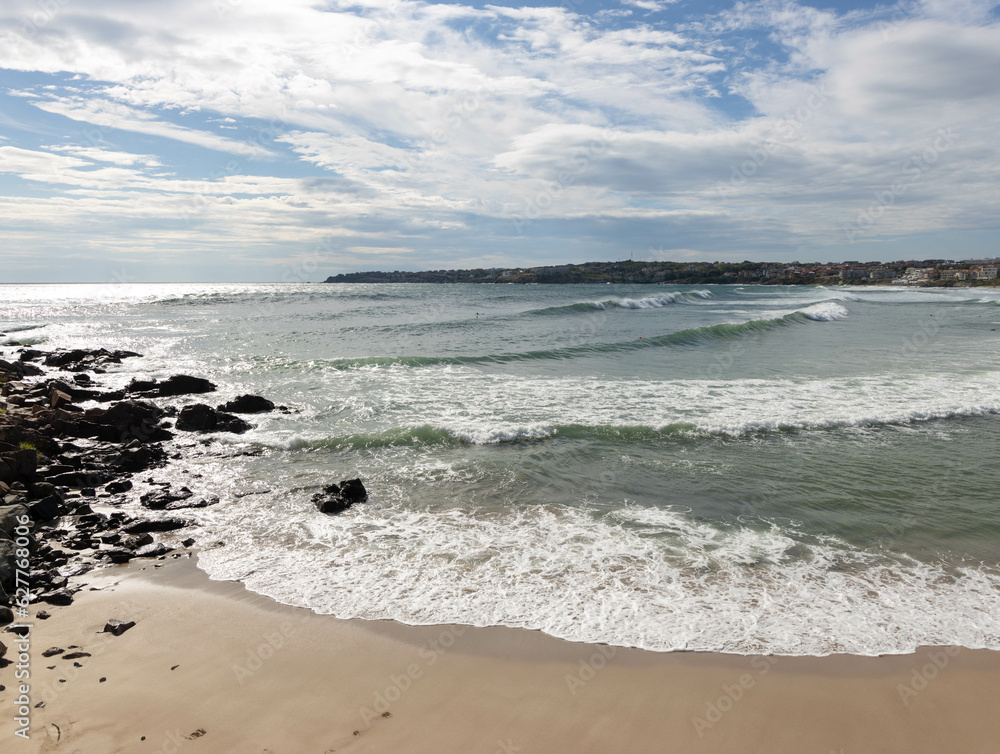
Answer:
3;556;1000;752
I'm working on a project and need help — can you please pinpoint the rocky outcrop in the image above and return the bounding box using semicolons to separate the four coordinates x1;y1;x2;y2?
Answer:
128;374;216;397
176;404;251;434
218;394;274;414
312;478;368;515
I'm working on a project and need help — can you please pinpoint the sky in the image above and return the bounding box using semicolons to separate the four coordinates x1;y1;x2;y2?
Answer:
0;0;998;282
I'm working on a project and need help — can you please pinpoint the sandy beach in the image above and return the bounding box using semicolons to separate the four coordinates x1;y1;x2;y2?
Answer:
1;554;997;754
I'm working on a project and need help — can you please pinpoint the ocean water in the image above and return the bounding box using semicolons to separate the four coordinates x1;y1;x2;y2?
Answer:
3;282;1000;656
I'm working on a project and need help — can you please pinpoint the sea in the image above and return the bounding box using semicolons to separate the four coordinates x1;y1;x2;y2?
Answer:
2;282;999;657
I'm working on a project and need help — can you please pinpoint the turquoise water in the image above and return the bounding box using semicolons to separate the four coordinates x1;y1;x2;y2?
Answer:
3;282;1000;655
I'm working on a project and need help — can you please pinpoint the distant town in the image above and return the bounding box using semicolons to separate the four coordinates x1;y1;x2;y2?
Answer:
325;258;1000;286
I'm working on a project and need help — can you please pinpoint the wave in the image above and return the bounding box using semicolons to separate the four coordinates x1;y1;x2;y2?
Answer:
263;403;1000;451
0;323;48;333
197;499;1000;656
527;290;713;317
322;307;836;370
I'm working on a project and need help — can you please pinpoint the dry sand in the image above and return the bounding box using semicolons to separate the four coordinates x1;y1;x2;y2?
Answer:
2;555;999;754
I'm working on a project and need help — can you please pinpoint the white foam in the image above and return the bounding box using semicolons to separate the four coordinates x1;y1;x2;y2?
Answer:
196;499;1000;656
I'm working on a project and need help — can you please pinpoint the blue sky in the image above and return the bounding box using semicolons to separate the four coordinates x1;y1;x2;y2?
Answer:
0;0;998;281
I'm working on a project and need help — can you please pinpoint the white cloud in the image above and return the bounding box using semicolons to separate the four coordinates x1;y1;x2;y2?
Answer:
0;0;998;277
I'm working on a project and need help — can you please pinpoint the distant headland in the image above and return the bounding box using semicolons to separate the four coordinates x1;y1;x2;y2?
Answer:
325;259;1000;286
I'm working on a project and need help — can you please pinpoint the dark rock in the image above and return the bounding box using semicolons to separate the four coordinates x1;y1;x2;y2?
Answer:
80;487;96;498
103;619;136;636
129;375;216;397
165;496;218;511
0;449;36;486
140;488;192;510
311;479;367;515
218;394;274;414
176;404;250;434
338;478;368;504
122;533;154;549
156;375;216;396
181;538;195;547
28;495;63;521
134;543;172;558
0;539;15;594
123;518;188;534
105;480;133;495
40;589;74;605
90;400;171;443
29;481;57;499
72;374;92;385
110;444;167;473
36;610;50;620
62;651;91;659
50;389;74;410
0;504;29;537
0;606;12;625
99;548;133;564
42;646;65;657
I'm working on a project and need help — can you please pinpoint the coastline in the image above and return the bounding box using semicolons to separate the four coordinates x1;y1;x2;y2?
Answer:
4;556;1000;753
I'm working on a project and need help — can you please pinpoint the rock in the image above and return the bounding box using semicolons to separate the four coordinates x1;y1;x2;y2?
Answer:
0;449;36;486
218;394;274;414
311;479;367;515
105;480;133;495
140;488;192;510
129;375;216;397
42;646;65;657
100;548;133;564
50;389;74;410
176;404;250;434
103;619;136;636
0;503;29;536
0;606;13;625
156;375;216;396
122;533;154;549
0;539;15;593
28;495;63;521
36;610;50;620
80;487;96;498
134;543;172;558
338;478;368;504
72;374;92;385
165;496;218;511
91;400;171;443
0;639;5;659
40;589;74;605
181;538;195;547
62;651;91;660
123;517;189;534
30;481;57;499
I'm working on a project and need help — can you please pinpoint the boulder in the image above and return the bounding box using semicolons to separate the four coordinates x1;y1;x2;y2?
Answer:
40;588;74;606
156;375;216;396
140;488;192;510
129;375;216;397
0;504;29;537
105;480;133;495
312;478;367;515
218;394;274;414
28;495;63;521
134;543;172;558
104;619;136;636
176;404;250;434
0;449;36;486
122;518;188;534
99;548;133;564
0;539;15;594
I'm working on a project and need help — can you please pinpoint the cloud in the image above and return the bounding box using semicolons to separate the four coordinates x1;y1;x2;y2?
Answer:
0;0;998;279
